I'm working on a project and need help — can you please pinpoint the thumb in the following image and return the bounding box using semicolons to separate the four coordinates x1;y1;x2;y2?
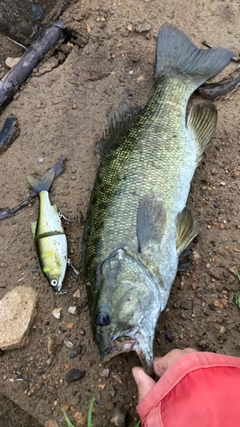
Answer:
132;367;156;402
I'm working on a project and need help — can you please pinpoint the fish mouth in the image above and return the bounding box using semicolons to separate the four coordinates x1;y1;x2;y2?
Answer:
100;335;153;374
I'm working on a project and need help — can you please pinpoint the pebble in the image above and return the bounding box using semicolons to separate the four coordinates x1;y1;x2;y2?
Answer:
76;344;86;356
52;308;62;320
66;368;85;383
73;289;81;298
0;286;38;350
100;368;110;377
46;356;54;366
68;305;78;316
5;57;21;68
69;353;78;359
47;336;62;356
79;328;85;336
165;332;175;343
110;409;126;426
104;402;115;411
44;420;59;427
208;303;216;311
108;385;116;398
135;21;152;33
73;411;87;427
64;339;75;350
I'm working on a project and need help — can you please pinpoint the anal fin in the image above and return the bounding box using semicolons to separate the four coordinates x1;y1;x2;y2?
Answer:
176;207;199;255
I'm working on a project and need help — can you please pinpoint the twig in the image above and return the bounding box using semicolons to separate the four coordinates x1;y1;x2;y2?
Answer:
0;20;64;109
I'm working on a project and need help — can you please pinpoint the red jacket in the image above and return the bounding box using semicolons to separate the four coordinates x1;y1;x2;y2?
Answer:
137;352;240;427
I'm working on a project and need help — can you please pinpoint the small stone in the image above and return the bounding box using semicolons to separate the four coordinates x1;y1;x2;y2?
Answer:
73;411;87;427
213;299;220;308
165;332;175;343
110;409;126;426
66;368;85;383
135;21;151;33
136;75;145;83
44;420;59;427
208;303;216;311
47;335;62;355
73;289;81;298
219;326;226;334
66;323;75;330
69;353;77;359
38;157;44;163
52;308;62;319
79;328;85;336
100;368;110;377
104;402;115;411
126;23;133;31
108;385;116;398
64;339;75;350
46;356;54;366
5;57;21;68
68;305;78;315
0;286;38;350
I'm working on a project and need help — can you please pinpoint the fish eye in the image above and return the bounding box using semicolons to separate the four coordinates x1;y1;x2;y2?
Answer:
51;279;58;287
96;312;111;326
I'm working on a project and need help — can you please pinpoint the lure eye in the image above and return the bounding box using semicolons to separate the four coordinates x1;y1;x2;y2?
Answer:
96;312;111;326
51;279;59;288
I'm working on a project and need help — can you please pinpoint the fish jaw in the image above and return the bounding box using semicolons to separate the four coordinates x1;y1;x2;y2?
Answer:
96;325;155;374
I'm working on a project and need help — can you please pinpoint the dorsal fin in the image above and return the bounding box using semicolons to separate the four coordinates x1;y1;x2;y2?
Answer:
98;102;143;159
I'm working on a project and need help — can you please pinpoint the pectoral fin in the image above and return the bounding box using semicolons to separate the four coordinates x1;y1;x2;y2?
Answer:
137;193;166;254
176;207;199;256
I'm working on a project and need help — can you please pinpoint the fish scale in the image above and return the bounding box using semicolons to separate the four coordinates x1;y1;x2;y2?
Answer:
83;24;232;371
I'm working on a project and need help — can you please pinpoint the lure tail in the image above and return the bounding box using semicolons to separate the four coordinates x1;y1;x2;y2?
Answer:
27;170;55;193
156;25;232;90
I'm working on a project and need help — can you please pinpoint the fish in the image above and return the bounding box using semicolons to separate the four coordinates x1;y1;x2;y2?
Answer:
82;24;232;372
28;170;67;293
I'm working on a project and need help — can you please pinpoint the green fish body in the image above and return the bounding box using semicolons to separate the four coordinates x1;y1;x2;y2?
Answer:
28;171;67;292
83;25;232;371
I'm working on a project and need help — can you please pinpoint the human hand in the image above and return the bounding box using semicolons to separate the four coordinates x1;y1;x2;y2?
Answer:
132;348;196;402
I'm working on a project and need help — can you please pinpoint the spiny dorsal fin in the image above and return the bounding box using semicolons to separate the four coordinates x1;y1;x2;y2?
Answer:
98;102;143;159
176;206;199;255
187;102;217;166
137;193;166;253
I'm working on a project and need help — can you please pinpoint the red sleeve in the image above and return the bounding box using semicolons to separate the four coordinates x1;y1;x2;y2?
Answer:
137;352;240;427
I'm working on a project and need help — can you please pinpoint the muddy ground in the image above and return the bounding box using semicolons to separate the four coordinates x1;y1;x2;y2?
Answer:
0;0;240;426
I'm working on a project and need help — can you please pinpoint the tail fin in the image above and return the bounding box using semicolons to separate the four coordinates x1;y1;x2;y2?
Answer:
27;170;55;193
156;25;232;90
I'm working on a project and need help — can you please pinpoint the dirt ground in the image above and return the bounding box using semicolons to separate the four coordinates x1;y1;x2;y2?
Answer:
0;0;240;426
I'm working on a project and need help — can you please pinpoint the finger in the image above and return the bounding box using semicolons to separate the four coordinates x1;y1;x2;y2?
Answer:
132;367;156;402
154;348;196;377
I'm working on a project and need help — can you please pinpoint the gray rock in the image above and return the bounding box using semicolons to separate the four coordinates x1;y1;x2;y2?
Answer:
135;21;152;33
110;409;126;426
0;286;38;350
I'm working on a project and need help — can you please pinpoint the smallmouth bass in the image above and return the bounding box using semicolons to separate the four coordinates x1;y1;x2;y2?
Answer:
28;170;67;293
83;25;232;371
